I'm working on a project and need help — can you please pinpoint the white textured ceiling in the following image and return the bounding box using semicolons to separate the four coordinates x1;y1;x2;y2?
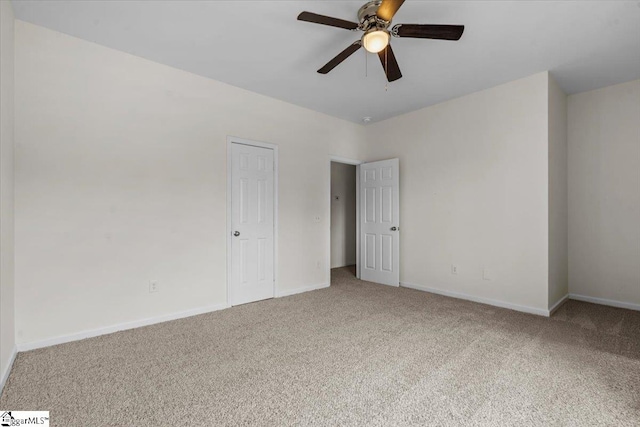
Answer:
11;0;640;123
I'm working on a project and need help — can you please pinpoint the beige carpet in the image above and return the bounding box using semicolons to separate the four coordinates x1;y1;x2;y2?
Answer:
2;266;639;426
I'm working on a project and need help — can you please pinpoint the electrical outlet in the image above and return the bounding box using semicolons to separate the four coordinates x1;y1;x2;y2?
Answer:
149;281;159;293
451;264;458;275
313;215;321;223
316;261;322;269
483;268;493;281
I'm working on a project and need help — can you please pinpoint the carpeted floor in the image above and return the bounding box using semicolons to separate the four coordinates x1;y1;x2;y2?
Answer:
2;266;639;426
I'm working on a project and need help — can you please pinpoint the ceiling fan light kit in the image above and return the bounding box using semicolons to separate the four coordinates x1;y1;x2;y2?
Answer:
297;0;464;82
362;29;390;54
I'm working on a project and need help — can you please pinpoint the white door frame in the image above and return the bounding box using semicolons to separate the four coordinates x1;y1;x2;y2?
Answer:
328;155;362;281
227;136;279;306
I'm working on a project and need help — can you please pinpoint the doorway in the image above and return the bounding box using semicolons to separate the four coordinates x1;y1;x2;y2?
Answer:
330;160;358;280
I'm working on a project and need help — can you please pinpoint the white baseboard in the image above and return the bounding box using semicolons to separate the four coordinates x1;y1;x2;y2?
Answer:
17;284;331;352
277;282;329;298
569;294;640;311
400;281;550;317
1;345;17;393
548;294;570;315
17;303;230;352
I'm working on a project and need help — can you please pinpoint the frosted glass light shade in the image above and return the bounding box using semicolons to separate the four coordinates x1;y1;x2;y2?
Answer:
362;30;390;53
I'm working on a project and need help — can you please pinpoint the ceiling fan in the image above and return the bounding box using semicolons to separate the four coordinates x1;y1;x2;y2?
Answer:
297;0;464;82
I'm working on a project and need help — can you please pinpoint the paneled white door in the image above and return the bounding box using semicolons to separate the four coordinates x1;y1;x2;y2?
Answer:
360;159;400;286
230;143;275;305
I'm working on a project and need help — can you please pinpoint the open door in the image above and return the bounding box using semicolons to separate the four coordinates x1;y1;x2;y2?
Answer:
359;158;400;286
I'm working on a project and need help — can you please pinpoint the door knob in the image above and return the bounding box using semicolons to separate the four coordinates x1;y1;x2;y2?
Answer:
233;231;240;237
390;226;398;231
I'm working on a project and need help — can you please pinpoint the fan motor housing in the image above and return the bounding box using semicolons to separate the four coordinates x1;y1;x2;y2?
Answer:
358;1;388;30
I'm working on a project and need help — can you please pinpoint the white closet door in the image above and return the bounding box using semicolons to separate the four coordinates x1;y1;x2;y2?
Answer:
230;143;275;305
360;158;400;287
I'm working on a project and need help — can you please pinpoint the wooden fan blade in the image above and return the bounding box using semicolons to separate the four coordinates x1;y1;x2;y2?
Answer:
377;44;402;82
297;11;359;30
394;24;465;40
376;0;406;22
318;41;363;74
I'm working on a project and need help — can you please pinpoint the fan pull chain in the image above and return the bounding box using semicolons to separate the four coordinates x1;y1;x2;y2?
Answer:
385;48;388;92
365;50;368;77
